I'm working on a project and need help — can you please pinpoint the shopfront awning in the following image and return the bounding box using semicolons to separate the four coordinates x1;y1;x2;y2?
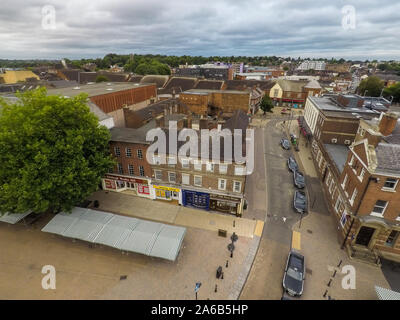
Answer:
41;207;186;261
0;211;32;224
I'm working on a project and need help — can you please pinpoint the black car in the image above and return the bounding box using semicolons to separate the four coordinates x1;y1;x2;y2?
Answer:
283;250;305;297
293;171;305;189
293;190;307;214
287;156;298;172
280;139;290;150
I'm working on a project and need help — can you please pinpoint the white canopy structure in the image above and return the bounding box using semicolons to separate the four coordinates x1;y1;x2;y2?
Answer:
0;211;32;224
41;207;186;261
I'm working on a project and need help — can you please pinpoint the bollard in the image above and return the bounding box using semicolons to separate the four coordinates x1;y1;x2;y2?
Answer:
337;260;342;268
215;284;218;293
327;279;332;287
221;272;224;280
332;270;337;278
230;251;233;258
226;260;229;268
323;290;328;298
233;220;236;228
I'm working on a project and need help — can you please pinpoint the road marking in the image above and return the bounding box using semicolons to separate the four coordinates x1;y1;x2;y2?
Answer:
254;220;264;237
292;231;301;251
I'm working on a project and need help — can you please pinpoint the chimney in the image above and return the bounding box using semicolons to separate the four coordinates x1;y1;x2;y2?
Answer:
379;112;399;136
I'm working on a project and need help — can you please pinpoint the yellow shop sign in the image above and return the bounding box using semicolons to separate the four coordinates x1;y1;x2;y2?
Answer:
153;185;180;192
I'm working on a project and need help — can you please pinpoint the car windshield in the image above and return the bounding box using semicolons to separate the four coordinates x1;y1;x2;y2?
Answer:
287;267;303;281
296;173;305;182
296;192;306;199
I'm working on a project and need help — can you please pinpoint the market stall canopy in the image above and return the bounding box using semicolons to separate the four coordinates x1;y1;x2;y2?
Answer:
375;286;400;300
0;211;32;224
41;207;186;261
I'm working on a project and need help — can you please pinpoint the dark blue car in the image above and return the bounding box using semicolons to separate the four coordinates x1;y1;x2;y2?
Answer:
283;250;305;297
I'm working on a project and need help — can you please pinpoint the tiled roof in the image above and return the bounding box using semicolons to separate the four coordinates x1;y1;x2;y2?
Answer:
194;80;224;90
375;143;400;173
224;80;275;91
158;77;198;94
277;79;308;92
140;75;169;88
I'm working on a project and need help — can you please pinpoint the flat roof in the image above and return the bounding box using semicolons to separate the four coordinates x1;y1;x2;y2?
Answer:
183;89;249;95
47;82;152;98
324;143;349;173
0;211;32;224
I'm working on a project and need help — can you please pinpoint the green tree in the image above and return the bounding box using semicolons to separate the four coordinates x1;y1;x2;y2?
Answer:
383;82;400;103
260;95;274;115
0;88;114;214
357;76;384;97
95;75;109;83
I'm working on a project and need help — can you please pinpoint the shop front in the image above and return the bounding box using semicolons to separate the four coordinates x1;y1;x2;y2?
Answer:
182;190;210;210
209;194;242;216
102;174;151;198
152;185;181;203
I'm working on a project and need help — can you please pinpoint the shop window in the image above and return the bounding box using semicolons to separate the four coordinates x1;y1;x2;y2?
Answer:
385;230;399;247
128;164;134;176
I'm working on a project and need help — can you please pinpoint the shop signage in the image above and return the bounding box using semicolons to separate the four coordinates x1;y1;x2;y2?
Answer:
153;185;180;193
105;174;148;185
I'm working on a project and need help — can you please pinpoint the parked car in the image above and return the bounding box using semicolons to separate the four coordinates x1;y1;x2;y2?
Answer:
293;171;305;189
280;139;290;150
287;156;298;172
293;190;307;214
283;250;305;297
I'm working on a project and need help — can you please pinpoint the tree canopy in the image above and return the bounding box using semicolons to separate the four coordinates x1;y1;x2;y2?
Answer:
383;82;400;103
0;88;114;214
260;95;274;114
357;76;384;97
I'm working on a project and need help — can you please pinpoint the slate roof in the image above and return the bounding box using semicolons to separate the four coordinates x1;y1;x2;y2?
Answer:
375;143;400;174
323;144;349;173
224;80;275;91
140;75;169;88
158;77;198;94
194;80;224;90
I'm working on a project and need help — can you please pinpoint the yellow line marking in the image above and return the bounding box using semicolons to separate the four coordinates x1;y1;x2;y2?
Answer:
292;231;301;251
254;220;264;237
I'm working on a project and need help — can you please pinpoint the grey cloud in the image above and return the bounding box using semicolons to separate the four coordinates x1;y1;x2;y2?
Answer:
0;0;399;60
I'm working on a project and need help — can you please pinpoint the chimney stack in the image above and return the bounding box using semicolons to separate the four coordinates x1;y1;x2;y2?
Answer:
379;112;399;136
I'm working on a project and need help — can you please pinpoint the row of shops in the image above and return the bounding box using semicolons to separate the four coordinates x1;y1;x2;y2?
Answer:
102;174;244;216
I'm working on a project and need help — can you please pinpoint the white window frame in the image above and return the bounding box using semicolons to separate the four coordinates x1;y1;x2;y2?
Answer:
235;166;245;176
168;171;176;183
139;166;145;177
218;178;227;191
182;173;190;185
341;173;348;190
137;149;143;159
371;200;388;217
128;164;134;176
206;162;214;172
349;188;357;206
219;164;228;174
358;168;366;182
114;146;121;157
126;148;132;157
181;158;190;169
233;180;241;193
117;163;123;174
382;178;398;191
154;170;162;181
152;155;161;165
194;160;202;171
194;175;202;187
349;155;354;166
167;156;176;167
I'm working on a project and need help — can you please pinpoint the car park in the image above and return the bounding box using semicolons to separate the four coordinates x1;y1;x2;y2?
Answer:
280;139;290;150
293;190;307;214
293;171;305;189
287;156;298;172
283;250;305;297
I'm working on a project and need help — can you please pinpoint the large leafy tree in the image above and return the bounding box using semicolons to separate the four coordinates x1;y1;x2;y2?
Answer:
260;95;274;115
0;88;114;214
383;82;400;103
357;76;384;97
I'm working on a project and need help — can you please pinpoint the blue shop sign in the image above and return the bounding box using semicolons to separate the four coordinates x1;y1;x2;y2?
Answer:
182;190;210;210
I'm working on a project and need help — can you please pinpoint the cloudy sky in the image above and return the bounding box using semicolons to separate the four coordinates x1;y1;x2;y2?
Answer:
1;0;399;60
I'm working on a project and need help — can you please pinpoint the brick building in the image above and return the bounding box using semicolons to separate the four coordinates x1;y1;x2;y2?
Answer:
102;109;250;216
307;104;400;263
179;89;251;116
